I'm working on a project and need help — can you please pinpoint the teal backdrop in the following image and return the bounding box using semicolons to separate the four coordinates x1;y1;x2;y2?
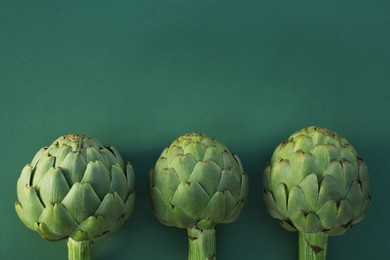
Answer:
1;1;389;259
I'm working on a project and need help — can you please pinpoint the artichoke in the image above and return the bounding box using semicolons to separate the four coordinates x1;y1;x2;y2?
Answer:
15;134;135;260
263;126;371;260
149;133;248;260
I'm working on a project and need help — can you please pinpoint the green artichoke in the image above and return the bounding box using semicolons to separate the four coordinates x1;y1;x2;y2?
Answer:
149;133;248;260
15;134;135;260
263;126;371;260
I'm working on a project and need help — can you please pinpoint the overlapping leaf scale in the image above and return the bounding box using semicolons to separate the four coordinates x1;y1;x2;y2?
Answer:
263;164;272;191
199;136;215;147
32;155;55;187
99;147;119;169
123;191;136;219
15;186;44;230
222;152;241;172
150;186;169;221
154;168;180;203
167;145;184;164
346;181;367;221
151;156;167;187
53;145;72;168
169;153;197;182
214;141;228;154
357;159;369;195
81;161;110;200
37;203;77;240
270;159;293;191
203;146;224;168
189;161;221;197
75;216;107;241
272;183;289;218
290;211;322;233
287;186;311;217
17;165;33;197
38;167;70;205
218;169;240;200
298;173;319;211
183;142;206;161
272;140;294;162
61;183;101;224
199;191;229;227
311;144;339;172
318;175;342;207
293;134;313;153
59;152;87;185
163;204;195;228
289;151;319;185
339;145;358;166
110;164;130;201
239;173;249;200
341;159;359;193
223;193;246;224
31;148;48;167
86;146;104;163
171;182;210;219
74;192;125;240
125;163;136;191
322;160;344;195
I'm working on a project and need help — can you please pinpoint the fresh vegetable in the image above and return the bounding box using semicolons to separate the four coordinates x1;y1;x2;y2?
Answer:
263;126;371;260
149;133;248;260
15;134;135;260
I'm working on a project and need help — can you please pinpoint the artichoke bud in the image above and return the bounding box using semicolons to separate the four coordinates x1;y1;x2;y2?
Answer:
15;134;136;241
149;133;249;230
263;126;371;235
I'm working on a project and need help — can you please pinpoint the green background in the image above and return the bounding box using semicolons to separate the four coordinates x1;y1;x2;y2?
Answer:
1;1;389;259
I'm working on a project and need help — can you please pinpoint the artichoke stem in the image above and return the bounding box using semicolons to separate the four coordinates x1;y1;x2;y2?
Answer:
299;232;328;260
187;227;216;260
67;238;93;260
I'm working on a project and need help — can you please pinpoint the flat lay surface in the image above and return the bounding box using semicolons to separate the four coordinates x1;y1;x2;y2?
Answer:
1;1;389;259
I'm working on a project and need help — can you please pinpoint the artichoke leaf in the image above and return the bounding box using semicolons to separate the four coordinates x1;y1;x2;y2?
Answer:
61;183;101;224
299;173;319;211
189;161;222;197
39;167;70;205
201;191;226;224
82;161;111;200
38;203;77;239
217;168;240;200
95;192;124;225
110;164;129;201
164;204;195;228
17;165;33;197
123;192;135;219
270;159;293;191
183;142;206;161
59;152;87;185
15;186;44;230
304;213;323;233
86;146;104;163
316;200;337;230
290;152;319;184
318;175;342;207
31;147;48;167
171;182;210;218
154;168;180;203
203;146;223;168
125;163;136;190
169;154;197;182
33;155;55;186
